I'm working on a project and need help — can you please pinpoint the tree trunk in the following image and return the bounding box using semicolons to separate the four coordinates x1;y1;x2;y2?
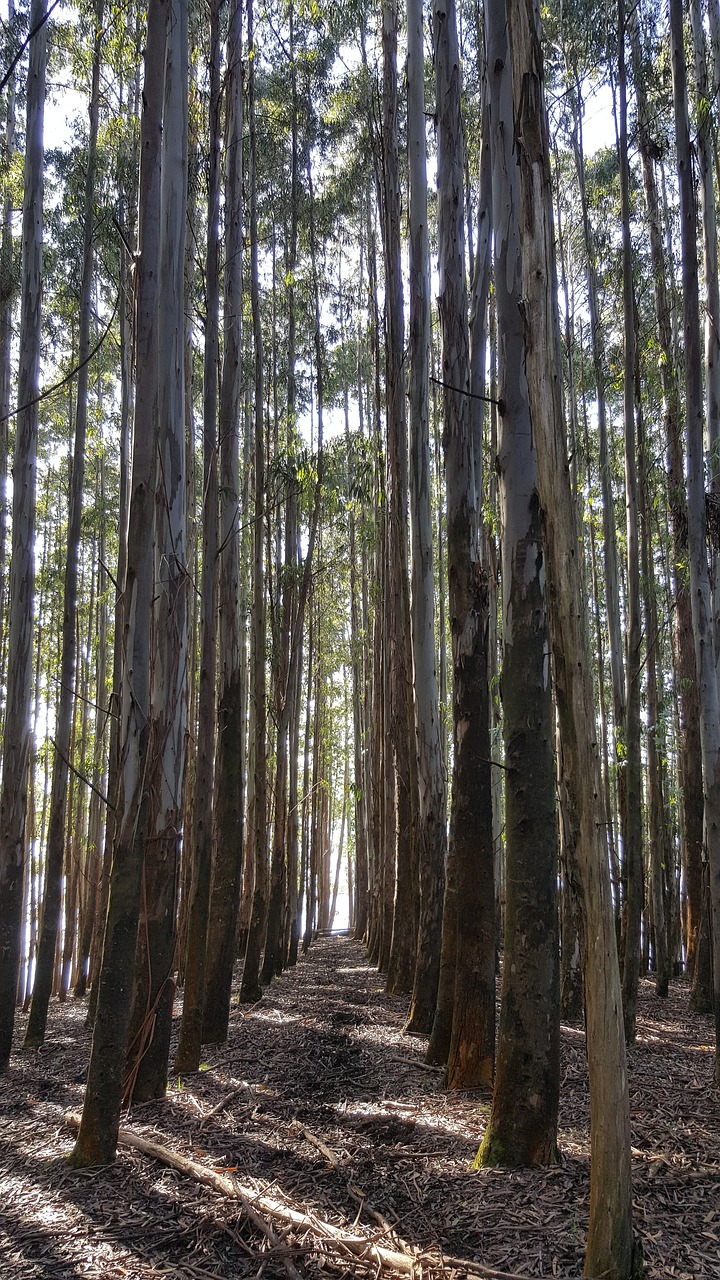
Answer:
0;0;17;732
404;0;447;1032
70;0;167;1163
0;0;47;1072
380;0;418;999
128;0;189;1099
629;7;704;983
203;0;244;1044
175;0;221;1075
617;0;643;1043
433;0;494;1087
639;397;671;997
240;0;268;1001
478;0;559;1164
670;0;720;1078
25;0;103;1050
505;0;637;1271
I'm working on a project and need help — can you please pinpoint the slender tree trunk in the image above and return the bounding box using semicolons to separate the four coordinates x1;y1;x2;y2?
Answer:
629;8;704;983
380;0;418;997
505;0;637;1271
25;0;103;1049
70;0;166;1162
75;464;108;1000
0;0;17;718
175;0;220;1074
0;0;46;1071
617;0;643;1042
127;0;188;1099
405;0;447;1033
203;0;244;1044
264;133;324;982
433;0;494;1087
567;71;625;905
639;399;671;997
478;0;559;1163
240;0;268;1001
670;0;720;1078
287;619;303;966
298;608;313;954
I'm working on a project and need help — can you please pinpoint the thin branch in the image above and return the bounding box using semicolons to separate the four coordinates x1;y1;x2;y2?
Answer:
50;738;111;808
0;0;63;95
429;373;503;409
0;292;119;425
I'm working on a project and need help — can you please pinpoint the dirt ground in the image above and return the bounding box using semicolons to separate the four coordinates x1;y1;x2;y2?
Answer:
1;934;718;1279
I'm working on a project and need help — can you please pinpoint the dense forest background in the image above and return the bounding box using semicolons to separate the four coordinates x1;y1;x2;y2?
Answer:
1;0;720;1275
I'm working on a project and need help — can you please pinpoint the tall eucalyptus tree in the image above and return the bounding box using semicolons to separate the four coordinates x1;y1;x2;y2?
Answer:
25;0;104;1051
617;0;643;1042
71;0;168;1162
0;0;48;1073
629;0;703;984
239;0;268;1003
0;0;16;682
175;0;221;1074
380;0;419;998
203;0;245;1044
478;0;559;1165
432;0;494;1088
405;0;447;1035
128;0;189;1099
504;0;637;1269
670;0;720;1081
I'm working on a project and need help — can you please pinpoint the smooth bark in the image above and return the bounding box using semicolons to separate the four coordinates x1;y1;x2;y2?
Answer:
0;0;46;1071
405;0;447;1033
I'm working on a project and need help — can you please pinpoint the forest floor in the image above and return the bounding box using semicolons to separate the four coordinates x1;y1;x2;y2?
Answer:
1;934;719;1280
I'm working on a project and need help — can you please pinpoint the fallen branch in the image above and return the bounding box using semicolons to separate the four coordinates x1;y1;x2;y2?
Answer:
388;1054;444;1075
290;1120;344;1169
64;1112;416;1274
65;1113;301;1280
290;1120;397;1236
198;1081;255;1128
63;1113;589;1279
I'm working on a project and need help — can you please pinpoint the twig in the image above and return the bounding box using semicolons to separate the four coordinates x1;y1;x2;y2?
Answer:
50;738;111;808
198;1081;254;1127
387;1053;444;1074
0;292;120;425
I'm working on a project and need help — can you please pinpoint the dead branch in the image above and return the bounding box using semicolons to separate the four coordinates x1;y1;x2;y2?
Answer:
64;1112;415;1274
63;1113;590;1279
198;1081;255;1128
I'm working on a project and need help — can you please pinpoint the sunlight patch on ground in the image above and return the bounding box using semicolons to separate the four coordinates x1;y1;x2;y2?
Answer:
245;1008;301;1026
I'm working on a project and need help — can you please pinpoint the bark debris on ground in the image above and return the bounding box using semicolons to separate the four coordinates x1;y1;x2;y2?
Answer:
1;934;718;1278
